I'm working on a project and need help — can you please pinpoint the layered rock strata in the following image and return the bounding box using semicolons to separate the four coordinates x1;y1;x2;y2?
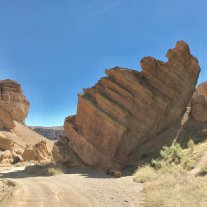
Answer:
54;41;200;169
0;79;30;125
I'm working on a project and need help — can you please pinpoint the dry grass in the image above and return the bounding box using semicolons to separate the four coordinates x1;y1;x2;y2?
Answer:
197;160;207;177
24;163;65;176
143;174;207;207
133;165;157;183
184;139;207;163
134;140;207;207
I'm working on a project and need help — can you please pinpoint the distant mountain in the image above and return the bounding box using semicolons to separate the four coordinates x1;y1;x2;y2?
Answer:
30;126;64;140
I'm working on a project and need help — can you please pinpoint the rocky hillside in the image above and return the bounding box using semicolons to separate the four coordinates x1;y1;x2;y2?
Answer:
30;126;63;140
0;80;29;124
0;79;53;165
53;41;200;169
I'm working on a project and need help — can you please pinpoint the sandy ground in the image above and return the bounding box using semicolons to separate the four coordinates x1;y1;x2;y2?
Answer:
0;178;14;203
0;167;143;207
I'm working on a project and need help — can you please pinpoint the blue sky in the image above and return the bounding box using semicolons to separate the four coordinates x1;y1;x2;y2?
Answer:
0;0;207;126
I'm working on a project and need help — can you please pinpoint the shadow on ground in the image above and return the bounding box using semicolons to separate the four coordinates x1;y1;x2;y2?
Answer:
0;166;135;179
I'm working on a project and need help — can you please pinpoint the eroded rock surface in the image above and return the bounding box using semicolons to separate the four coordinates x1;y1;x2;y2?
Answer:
191;82;207;122
0;79;30;124
54;41;200;169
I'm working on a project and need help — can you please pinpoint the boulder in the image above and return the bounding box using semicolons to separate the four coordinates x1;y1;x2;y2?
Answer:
34;140;49;162
54;41;200;169
52;136;84;167
0;132;14;151
22;145;36;161
0;150;12;163
0;79;30;123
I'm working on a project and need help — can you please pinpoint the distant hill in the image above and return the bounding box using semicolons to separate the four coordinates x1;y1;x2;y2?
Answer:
30;126;64;140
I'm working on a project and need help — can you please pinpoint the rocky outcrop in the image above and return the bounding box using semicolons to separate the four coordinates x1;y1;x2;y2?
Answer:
0;79;54;165
0;79;30;124
54;41;200;169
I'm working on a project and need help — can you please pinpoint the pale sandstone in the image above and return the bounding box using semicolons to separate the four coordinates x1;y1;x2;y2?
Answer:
0;79;29;124
0;132;14;151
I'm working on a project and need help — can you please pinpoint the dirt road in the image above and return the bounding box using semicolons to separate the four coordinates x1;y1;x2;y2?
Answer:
0;167;143;207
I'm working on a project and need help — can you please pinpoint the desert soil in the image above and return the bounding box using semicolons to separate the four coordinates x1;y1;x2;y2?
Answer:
0;167;143;207
0;178;14;203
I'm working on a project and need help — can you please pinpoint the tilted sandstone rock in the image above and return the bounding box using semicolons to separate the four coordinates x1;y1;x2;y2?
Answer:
0;79;30;124
54;41;200;169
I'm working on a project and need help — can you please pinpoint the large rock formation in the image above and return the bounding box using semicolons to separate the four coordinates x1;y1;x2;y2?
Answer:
53;41;200;169
0;79;30;125
0;79;53;165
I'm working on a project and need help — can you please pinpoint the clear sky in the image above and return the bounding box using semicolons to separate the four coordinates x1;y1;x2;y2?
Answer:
0;0;207;126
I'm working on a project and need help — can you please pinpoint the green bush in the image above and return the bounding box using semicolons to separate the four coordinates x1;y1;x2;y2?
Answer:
152;143;184;169
152;142;195;171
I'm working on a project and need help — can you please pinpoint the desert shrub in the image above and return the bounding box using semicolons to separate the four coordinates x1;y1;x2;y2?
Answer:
181;157;195;170
133;165;157;183
152;143;195;171
152;143;184;169
134;141;196;183
24;163;65;176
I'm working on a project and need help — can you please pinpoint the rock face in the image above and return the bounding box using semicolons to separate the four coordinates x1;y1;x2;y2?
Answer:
195;82;207;101
54;41;200;169
0;79;30;124
191;82;207;122
0;102;15;130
